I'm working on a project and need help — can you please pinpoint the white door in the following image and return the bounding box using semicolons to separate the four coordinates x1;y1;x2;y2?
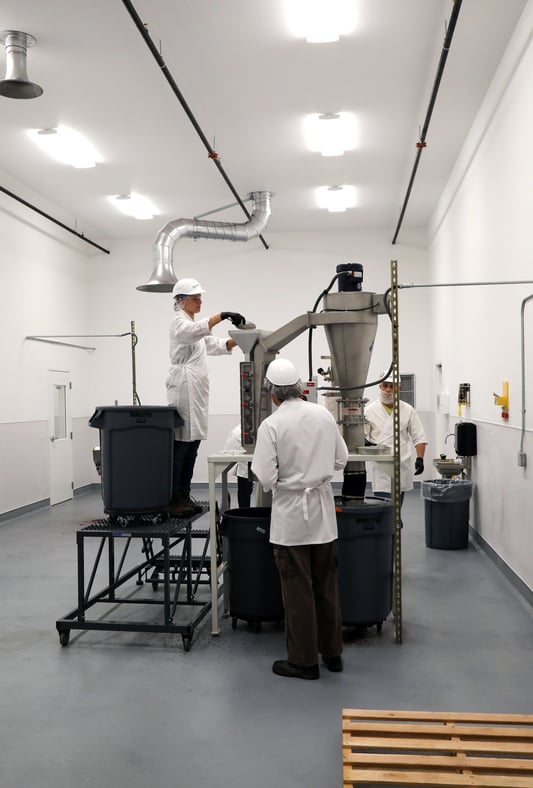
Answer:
49;370;73;505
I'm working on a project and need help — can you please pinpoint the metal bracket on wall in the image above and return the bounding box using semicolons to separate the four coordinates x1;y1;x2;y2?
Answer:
25;322;140;405
25;335;97;351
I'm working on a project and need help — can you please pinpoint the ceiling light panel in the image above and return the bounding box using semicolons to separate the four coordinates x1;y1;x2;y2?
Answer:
111;193;158;220
29;126;102;168
304;112;357;156
317;185;357;212
285;0;357;43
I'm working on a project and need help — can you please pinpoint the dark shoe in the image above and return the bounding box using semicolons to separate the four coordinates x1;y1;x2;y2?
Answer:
168;496;196;518
184;495;203;515
321;655;343;672
272;660;319;680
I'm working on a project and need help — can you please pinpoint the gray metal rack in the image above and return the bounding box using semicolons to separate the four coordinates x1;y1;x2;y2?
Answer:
55;506;219;651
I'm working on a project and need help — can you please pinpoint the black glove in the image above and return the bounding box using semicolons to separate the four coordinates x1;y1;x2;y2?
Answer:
221;311;246;327
414;457;424;475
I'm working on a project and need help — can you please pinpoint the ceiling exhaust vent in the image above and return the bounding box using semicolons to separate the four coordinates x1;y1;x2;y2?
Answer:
137;191;272;292
0;30;43;99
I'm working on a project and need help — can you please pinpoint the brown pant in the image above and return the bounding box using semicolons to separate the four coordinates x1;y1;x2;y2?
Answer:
273;541;343;667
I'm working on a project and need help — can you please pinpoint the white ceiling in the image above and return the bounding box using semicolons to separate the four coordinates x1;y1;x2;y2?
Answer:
0;0;527;245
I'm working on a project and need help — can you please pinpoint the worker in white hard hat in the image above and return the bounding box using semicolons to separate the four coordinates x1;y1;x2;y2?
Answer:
251;358;349;680
167;277;246;518
364;371;427;505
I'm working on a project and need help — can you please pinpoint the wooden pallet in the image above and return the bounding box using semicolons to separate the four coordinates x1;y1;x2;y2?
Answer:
342;708;533;787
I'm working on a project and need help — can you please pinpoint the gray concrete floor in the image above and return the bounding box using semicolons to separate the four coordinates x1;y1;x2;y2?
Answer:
1;487;532;788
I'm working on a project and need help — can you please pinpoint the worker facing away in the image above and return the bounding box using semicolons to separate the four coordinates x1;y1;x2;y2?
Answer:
364;372;427;505
251;358;349;680
166;277;245;518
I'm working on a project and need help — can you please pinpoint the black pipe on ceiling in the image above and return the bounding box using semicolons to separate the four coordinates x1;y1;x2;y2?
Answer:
0;184;110;254
392;0;463;245
121;0;269;251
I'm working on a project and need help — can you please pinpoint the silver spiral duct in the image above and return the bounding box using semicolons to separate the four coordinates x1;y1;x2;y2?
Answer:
0;30;43;99
137;191;272;292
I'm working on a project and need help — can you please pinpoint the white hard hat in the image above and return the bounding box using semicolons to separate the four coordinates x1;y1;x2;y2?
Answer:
266;358;299;386
172;277;205;297
380;371;396;383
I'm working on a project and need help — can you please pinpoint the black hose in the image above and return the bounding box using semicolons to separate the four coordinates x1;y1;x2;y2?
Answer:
307;273;342;380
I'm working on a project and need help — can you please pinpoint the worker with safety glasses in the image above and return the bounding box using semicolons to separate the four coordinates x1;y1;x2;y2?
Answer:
166;276;245;518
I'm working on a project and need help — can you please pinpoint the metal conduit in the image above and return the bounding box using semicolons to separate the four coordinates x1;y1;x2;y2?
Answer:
0;184;110;254
121;0;269;251
520;295;533;455
392;0;463;244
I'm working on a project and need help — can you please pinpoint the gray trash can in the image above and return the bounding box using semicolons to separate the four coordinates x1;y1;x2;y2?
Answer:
89;406;182;515
421;479;473;550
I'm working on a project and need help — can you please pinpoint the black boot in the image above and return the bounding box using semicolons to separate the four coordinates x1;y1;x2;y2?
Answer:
168;492;196;518
183;492;203;515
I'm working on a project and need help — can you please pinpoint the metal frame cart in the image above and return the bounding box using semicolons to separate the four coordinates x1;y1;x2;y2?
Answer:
55;508;219;651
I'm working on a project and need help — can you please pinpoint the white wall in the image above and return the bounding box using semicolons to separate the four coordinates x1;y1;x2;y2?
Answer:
429;1;533;590
0;177;98;513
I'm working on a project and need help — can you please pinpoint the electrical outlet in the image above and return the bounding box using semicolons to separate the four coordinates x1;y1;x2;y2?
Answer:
518;452;527;467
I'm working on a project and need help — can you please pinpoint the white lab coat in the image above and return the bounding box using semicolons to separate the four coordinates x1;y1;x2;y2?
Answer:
166;311;231;441
251;399;349;546
364;398;427;493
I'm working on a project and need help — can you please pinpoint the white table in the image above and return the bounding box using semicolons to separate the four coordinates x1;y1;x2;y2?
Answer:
206;451;394;635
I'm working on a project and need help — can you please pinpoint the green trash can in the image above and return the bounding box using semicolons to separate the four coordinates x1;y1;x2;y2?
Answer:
422;479;473;550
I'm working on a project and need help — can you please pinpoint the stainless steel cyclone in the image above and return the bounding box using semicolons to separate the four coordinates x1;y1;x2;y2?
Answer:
323;290;380;498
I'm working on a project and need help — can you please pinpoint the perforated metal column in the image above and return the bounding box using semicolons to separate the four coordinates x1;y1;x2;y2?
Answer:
390;260;402;644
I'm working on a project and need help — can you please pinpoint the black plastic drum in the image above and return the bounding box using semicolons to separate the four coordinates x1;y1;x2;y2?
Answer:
336;498;394;629
220;507;283;629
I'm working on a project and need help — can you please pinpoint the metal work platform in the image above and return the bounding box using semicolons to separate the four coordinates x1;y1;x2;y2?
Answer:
55;505;220;651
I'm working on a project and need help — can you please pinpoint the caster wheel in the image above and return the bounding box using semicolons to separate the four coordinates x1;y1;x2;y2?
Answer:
182;636;192;652
59;630;70;647
152;582;159;592
231;617;237;630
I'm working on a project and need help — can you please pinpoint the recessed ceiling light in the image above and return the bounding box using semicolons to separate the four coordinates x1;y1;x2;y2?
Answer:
29;126;102;168
317;185;357;212
285;0;356;43
304;112;357;156
111;193;159;220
